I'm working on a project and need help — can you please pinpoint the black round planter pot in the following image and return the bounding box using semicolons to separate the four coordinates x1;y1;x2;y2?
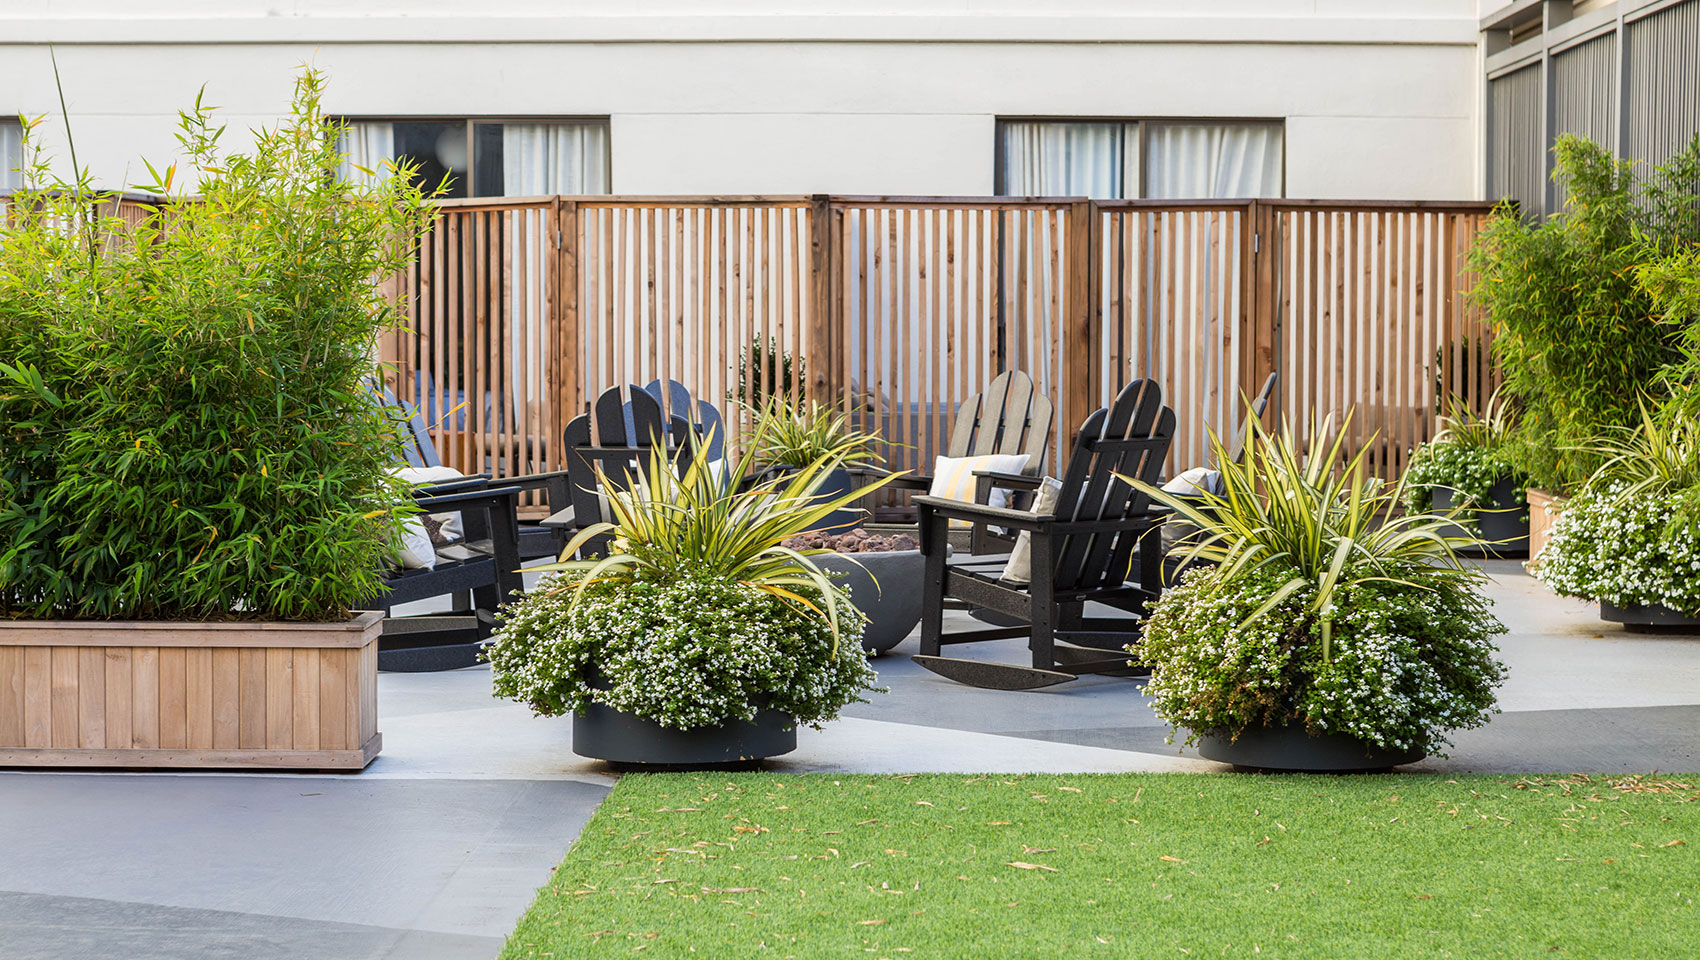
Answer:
813;550;924;655
1600;601;1700;634
1196;723;1425;772
572;701;797;767
1432;477;1529;558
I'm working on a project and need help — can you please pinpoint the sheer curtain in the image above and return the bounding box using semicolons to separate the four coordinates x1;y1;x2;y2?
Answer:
336;122;395;188
502;123;609;195
1;122;24;190
1144;122;1283;199
998;121;1138;199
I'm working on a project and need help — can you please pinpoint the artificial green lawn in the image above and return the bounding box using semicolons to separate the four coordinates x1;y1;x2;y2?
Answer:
502;772;1697;959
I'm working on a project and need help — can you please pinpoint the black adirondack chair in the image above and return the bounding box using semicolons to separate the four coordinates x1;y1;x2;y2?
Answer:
556;385;700;560
638;378;727;463
365;481;526;672
380;389;570;561
911;379;1176;690
871;369;1053;493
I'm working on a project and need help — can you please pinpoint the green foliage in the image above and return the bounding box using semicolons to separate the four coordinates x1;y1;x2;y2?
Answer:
1141;565;1504;754
485;571;878;729
732;336;805;407
504;772;1700;959
752;397;885;471
1533;486;1700;615
543;431;899;645
1637;238;1700;415
1128;414;1503;753
1471;134;1700;492
1403;392;1527;517
1131;413;1486;664
1580;403;1700;502
0;70;437;621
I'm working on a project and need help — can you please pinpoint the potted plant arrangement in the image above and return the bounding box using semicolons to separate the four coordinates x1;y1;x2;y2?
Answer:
0;71;433;769
1469;134;1700;557
1403;392;1530;557
483;435;895;766
751;397;886;533
1531;407;1700;632
1131;415;1507;772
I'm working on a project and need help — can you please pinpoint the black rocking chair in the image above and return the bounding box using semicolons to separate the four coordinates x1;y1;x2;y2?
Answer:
912;379;1176;690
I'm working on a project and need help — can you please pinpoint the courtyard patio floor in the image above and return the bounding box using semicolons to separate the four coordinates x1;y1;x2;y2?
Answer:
1;560;1696;959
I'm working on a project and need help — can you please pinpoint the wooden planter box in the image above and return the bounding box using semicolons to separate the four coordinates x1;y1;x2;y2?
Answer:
1526;489;1567;561
0;611;382;770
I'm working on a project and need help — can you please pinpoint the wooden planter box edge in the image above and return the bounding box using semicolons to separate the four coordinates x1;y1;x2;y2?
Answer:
0;611;384;771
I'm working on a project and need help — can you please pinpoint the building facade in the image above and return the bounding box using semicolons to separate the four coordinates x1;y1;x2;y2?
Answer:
3;0;1483;201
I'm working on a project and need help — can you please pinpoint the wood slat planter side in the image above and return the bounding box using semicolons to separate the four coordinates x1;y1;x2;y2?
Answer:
1526;488;1568;561
0;611;382;770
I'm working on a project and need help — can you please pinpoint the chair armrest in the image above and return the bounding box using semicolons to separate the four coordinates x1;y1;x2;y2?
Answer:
501;468;571;488
413;485;522;511
412;475;492;497
914;495;1052;533
970;469;1042;490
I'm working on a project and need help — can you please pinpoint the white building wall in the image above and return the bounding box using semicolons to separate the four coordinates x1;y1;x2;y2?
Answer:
1;1;1483;200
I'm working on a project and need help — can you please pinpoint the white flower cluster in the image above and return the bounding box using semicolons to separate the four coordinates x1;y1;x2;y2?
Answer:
1533;485;1700;614
1139;564;1506;755
483;571;880;730
1404;439;1524;520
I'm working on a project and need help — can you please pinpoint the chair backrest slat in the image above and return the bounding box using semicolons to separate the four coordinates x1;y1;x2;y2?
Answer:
641;378;726;461
565;386;701;558
952;370;1053;472
1050;379;1175;592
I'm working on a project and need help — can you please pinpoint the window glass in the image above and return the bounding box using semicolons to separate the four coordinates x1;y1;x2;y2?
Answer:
996;119;1283;199
336;119;610;197
1;121;24;190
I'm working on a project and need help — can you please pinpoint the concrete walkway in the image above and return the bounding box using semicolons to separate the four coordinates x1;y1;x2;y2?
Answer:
2;561;1697;959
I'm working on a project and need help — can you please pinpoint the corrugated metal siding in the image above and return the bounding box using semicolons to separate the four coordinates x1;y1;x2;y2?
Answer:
1552;33;1618;211
1489;64;1545;217
1626;0;1700;174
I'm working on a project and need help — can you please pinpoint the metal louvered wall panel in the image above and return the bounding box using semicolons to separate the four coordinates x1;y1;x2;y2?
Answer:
1626;0;1700;174
1489;64;1544;217
1552;33;1619;210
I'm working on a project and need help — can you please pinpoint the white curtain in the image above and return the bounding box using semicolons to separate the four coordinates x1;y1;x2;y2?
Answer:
1;121;24;190
502;123;609;195
998;121;1138;199
1145;122;1283;199
336;122;395;188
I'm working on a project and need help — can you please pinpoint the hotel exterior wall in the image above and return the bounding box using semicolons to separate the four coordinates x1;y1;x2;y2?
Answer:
0;2;1481;199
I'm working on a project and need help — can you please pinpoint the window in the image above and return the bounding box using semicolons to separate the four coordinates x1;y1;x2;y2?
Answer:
1;119;23;191
996;119;1284;199
337;118;610;197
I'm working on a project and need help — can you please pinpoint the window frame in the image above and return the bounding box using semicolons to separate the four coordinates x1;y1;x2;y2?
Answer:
333;115;612;197
993;116;1287;199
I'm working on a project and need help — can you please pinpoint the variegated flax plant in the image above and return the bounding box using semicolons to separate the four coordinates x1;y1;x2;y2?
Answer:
543;424;903;651
1126;412;1486;663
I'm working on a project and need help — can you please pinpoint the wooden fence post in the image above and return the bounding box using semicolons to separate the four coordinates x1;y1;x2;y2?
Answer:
807;194;841;406
1063;199;1101;447
553;198;582;459
1245;199;1281;429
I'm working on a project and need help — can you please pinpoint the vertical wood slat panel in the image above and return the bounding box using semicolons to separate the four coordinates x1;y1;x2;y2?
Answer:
23;647;50;748
51;646;79;748
294;648;320;751
0;648;22;747
104;648;132;748
265;647;293;751
78;648;105;748
237;648;264;750
131;646;160;749
159;647;187;750
187;647;214;750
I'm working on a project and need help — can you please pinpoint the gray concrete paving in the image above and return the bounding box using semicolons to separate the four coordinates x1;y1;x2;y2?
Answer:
2;560;1696;958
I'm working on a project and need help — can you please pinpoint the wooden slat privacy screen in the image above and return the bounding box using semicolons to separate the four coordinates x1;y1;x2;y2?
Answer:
380;195;1497;501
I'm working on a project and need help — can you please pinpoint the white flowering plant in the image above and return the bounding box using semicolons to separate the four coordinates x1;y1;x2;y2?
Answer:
1404;392;1528;521
1532;406;1700;614
1141;564;1505;754
486;570;879;729
485;421;899;729
1128;412;1506;755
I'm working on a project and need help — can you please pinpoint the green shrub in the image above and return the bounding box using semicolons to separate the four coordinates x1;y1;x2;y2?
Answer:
1130;414;1504;754
486;571;877;729
1403;393;1527;518
1471;134;1700;492
752;397;884;471
0;70;436;621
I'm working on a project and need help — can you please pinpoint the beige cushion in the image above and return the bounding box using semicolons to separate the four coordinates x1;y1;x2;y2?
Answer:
392;465;468;545
928;453;1031;527
1000;477;1064;585
396;517;437;570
